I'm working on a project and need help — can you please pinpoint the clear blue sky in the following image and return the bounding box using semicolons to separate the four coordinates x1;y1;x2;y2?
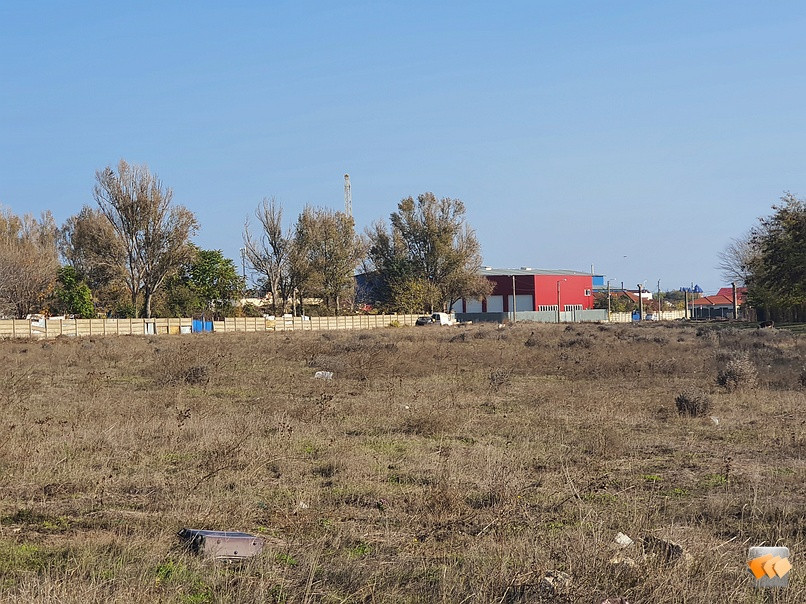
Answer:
3;1;806;294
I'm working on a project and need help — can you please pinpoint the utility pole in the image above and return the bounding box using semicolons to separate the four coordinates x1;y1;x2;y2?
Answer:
511;274;516;323
556;279;566;323
607;279;612;321
239;247;246;290
638;283;644;321
657;279;661;319
732;281;738;320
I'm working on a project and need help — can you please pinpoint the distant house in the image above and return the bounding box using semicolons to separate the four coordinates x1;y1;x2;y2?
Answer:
607;288;653;303
690;288;745;319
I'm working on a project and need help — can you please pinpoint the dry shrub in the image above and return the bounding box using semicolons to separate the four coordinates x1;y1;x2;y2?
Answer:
488;369;512;392
716;355;758;391
0;366;35;406
675;387;712;417
559;334;594;349
151;342;224;386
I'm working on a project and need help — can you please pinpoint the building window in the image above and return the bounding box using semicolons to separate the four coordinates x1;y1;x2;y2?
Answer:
564;304;583;311
584;289;591;296
538;305;558;312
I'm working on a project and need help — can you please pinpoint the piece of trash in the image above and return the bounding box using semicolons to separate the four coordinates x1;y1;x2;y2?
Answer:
608;554;637;569
314;371;333;380
614;532;634;548
293;501;309;513
601;598;630;604
177;528;264;562
710;416;720;425
642;535;684;565
538;570;571;596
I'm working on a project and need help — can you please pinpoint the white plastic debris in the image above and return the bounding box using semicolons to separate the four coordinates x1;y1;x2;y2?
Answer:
615;532;634;548
710;416;720;425
314;371;333;380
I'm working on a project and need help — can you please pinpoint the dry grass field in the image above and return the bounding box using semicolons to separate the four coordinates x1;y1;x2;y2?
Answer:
1;321;804;603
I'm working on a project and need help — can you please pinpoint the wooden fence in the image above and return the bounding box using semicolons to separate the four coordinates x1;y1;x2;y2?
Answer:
0;314;418;339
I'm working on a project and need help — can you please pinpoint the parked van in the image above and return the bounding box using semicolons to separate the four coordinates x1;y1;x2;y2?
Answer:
430;312;456;326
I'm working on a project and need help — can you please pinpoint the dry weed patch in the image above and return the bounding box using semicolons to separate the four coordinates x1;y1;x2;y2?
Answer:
0;323;804;602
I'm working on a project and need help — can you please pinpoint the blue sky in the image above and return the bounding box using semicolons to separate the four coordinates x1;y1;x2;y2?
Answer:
2;1;806;294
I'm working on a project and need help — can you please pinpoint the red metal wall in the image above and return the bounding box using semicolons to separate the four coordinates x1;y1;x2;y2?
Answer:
533;274;594;310
484;273;594;311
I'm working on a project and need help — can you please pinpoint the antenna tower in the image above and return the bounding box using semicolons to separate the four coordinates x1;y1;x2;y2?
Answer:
344;174;352;217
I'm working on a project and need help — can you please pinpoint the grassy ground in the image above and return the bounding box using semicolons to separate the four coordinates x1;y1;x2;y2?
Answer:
0;321;804;603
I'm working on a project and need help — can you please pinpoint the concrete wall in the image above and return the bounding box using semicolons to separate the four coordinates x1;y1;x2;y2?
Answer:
457;309;607;323
0;314;420;339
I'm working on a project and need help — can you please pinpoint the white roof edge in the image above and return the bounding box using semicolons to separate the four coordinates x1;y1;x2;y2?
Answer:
478;267;593;276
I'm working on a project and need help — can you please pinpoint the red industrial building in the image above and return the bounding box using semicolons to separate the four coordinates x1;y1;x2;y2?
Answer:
452;267;594;314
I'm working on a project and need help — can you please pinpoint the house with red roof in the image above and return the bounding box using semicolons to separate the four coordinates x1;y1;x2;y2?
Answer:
691;287;746;319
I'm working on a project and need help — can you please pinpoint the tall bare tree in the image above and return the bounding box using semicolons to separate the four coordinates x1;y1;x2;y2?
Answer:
0;207;59;318
93;160;198;318
717;231;756;286
243;197;293;314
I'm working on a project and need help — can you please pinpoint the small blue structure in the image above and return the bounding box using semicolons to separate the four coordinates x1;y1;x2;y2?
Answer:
192;319;214;333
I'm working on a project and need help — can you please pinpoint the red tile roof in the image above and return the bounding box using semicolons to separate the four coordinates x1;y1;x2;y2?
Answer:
715;287;747;303
692;295;734;306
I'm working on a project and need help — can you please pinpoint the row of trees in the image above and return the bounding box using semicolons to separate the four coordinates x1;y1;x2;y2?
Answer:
720;193;806;321
244;192;491;316
0;160;488;319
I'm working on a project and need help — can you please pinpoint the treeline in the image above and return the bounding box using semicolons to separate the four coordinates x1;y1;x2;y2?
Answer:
0;160;489;319
720;193;806;322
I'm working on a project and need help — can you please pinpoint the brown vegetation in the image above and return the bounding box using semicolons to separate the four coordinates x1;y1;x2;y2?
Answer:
0;322;804;602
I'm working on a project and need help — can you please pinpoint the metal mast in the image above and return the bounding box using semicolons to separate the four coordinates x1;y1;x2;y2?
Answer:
344;174;352;217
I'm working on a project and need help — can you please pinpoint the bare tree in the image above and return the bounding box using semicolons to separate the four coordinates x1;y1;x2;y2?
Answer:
93;160;198;318
717;231;756;286
243;197;292;314
0;207;59;318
